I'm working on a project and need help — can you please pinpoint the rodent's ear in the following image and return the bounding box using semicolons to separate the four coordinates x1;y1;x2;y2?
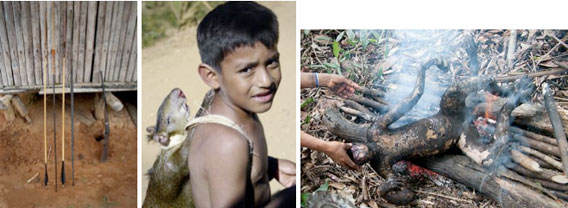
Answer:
198;63;220;90
146;126;155;134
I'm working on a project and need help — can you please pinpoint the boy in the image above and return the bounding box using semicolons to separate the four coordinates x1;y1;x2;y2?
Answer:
188;2;295;207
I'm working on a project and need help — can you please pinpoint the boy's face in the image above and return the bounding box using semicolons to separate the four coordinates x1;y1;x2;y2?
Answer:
217;42;281;113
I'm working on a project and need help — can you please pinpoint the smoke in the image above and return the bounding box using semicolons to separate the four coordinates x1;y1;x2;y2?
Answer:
377;30;466;128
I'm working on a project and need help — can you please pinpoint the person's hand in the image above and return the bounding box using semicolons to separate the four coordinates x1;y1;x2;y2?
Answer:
326;74;359;98
275;159;296;188
323;141;360;170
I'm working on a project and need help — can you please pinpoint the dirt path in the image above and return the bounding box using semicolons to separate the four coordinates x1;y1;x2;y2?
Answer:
0;93;137;207
141;1;296;201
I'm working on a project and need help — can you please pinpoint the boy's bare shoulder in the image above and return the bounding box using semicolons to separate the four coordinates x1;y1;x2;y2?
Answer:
192;123;250;156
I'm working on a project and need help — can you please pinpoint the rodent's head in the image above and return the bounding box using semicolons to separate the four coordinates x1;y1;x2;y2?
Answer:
153;88;190;146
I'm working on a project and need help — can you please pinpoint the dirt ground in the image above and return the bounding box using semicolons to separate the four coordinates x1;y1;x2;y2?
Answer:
141;1;296;202
0;93;137;207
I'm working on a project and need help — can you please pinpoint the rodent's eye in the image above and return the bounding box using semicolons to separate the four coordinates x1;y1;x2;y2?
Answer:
166;117;171;124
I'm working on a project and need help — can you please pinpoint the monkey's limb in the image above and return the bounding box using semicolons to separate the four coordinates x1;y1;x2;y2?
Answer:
373;58;448;130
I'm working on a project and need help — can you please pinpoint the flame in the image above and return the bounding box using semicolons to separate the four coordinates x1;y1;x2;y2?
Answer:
484;92;499;120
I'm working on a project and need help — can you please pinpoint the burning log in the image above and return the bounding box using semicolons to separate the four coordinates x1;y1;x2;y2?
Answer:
543;82;568;176
419;155;566;208
475;96;568;137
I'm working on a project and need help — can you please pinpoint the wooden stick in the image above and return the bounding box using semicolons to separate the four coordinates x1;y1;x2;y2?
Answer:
349;94;389;113
519;146;563;171
543;83;568;176
42;8;48;188
496;68;568;82
509;164;568;184
60;8;67;187
533;178;568;192
344;99;373;115
61;56;65;188
528;154;555;170
511;126;558;146
549;35;568;50
339;106;373;121
11;95;31;123
551;191;568;202
498;166;558;201
358;86;384;98
50;2;57;192
415;190;471;203
27;173;39;184
506;30;517;70
516;134;561;157
511;149;542;173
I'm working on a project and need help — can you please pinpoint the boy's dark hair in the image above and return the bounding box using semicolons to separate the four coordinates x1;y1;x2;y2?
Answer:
197;2;279;71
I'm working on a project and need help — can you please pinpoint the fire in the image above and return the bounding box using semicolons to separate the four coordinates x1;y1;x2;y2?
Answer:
484;92;499;120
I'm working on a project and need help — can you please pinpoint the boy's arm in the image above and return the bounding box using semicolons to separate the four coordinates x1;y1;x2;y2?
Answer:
301;72;359;97
204;129;251;207
301;131;359;170
267;156;296;187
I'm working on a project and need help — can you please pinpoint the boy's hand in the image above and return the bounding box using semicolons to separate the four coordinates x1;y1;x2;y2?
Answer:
324;142;360;170
326;74;359;98
275;159;296;188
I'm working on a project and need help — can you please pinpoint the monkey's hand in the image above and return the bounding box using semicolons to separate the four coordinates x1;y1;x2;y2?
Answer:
348;143;371;165
378;177;403;197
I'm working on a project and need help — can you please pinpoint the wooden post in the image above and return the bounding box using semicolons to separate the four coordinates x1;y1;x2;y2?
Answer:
94;92;105;121
104;92;123;112
0;95;15;121
11;95;31;123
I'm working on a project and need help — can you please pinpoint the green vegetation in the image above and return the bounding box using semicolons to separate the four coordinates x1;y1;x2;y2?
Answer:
301;180;329;207
142;1;225;47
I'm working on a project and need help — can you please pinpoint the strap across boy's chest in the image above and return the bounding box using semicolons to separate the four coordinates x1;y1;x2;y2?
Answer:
185;114;257;177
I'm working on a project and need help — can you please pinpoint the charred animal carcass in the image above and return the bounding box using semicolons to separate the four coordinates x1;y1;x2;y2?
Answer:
321;58;533;205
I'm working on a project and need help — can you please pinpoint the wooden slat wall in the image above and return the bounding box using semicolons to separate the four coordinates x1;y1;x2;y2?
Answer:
0;1;137;92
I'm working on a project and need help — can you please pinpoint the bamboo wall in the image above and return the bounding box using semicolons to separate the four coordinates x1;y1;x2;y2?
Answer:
0;1;137;93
